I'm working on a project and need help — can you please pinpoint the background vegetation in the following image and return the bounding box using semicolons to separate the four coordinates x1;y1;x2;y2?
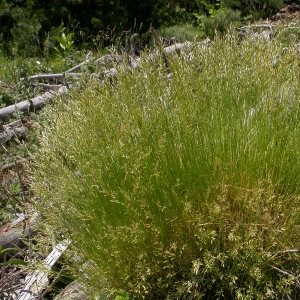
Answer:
31;31;300;299
0;0;286;56
0;0;288;109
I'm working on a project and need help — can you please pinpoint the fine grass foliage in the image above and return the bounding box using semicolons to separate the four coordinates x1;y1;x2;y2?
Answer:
273;20;300;47
31;33;300;299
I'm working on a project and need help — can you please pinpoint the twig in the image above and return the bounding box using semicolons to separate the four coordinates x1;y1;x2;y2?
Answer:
29;73;83;82
118;43;127;54
3;267;26;299
14;162;32;264
197;222;268;227
151;28;171;76
15;161;26;205
117;42;140;69
270;265;300;281
14;160;34;263
65;59;92;74
151;28;162;49
270;265;300;291
37;266;65;300
2;186;20;208
1;262;5;300
276;249;300;254
118;42;130;66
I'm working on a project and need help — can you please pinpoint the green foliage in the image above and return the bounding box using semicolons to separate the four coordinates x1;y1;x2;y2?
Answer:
0;245;27;266
0;46;93;108
0;0;287;57
112;289;131;300
31;32;300;299
222;0;285;19
199;0;224;16
0;56;39;107
5;259;27;266
158;24;206;42
0;245;18;255
0;55;47;107
54;32;74;55
0;206;14;227
0;2;43;56
194;8;241;37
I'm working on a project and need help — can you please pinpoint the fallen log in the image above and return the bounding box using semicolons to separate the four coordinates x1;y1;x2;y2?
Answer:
29;73;82;81
0;86;68;122
0;38;197;123
16;239;71;300
29;73;65;81
28;52;93;81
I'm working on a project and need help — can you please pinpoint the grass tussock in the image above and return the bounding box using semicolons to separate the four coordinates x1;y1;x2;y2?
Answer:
31;33;300;299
